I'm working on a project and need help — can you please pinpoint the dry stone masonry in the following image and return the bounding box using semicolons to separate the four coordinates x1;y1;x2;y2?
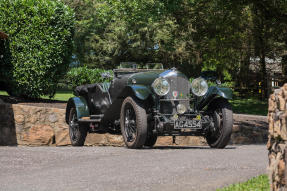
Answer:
267;83;287;190
0;101;268;147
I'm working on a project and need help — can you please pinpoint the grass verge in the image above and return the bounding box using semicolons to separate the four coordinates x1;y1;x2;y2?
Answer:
217;174;269;191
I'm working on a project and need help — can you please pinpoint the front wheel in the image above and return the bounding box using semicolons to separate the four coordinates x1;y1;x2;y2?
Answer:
68;107;88;146
205;98;233;149
120;97;148;149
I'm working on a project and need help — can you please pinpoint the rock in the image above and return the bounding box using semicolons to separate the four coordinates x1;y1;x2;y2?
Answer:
231;136;252;144
278;94;286;111
106;135;124;146
156;136;173;146
55;125;70;146
85;134;108;146
269;95;276;112
14;114;25;124
267;138;273;150
48;113;58;123
22;125;55;145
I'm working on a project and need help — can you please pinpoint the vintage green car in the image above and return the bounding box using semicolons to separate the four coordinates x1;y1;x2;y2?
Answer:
65;63;233;149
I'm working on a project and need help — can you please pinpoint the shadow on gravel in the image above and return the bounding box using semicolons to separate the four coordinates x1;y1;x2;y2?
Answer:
146;146;236;150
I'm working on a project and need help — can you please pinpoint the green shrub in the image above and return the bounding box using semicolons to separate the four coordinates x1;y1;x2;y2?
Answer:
0;0;74;98
65;67;112;88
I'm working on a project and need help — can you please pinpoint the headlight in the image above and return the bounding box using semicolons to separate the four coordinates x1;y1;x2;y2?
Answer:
152;77;170;96
191;77;208;96
177;104;186;114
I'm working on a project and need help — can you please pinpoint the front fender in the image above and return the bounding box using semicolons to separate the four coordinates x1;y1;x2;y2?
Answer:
197;86;232;110
129;85;152;100
65;97;90;123
119;85;152;100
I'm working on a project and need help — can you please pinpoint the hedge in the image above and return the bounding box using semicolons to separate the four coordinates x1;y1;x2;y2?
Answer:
65;67;113;89
0;0;74;98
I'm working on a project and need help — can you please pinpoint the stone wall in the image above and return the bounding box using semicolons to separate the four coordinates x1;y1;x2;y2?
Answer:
267;84;287;190
0;103;268;147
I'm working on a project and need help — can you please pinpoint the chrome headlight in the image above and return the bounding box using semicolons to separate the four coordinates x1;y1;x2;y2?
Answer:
177;104;186;114
191;77;208;96
152;77;170;96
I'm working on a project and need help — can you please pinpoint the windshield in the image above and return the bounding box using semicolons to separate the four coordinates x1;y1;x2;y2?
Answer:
119;62;138;69
118;62;164;70
145;63;163;69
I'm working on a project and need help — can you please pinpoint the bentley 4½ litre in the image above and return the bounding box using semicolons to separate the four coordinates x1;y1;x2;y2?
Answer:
65;63;233;149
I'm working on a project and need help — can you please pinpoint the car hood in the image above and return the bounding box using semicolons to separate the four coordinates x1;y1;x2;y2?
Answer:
127;68;188;86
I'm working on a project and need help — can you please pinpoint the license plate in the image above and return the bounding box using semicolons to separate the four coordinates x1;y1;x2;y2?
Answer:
174;119;201;129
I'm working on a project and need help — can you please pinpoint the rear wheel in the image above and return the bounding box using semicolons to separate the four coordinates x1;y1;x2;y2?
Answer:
120;97;147;149
205;98;233;149
68;107;88;146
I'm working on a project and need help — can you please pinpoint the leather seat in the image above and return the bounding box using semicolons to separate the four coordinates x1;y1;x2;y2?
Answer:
74;83;111;114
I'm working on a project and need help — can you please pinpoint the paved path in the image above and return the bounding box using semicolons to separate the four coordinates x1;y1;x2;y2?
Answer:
0;145;267;191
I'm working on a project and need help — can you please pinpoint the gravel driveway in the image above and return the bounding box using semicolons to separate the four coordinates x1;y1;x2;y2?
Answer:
0;145;267;191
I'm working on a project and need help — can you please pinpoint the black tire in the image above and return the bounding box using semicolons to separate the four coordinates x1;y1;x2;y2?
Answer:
120;96;147;149
68;107;88;146
144;133;157;147
205;98;233;149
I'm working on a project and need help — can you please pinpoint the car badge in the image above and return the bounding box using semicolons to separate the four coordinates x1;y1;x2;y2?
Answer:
173;91;178;98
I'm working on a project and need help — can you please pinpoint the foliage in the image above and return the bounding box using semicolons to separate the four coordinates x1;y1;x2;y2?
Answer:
0;0;74;98
65;67;112;88
61;0;287;98
217;174;269;191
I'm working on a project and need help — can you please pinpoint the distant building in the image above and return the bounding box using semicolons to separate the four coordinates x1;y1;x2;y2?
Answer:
249;57;282;75
249;57;284;96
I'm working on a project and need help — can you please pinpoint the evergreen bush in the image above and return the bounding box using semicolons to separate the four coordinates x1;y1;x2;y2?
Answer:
66;67;112;88
0;0;74;98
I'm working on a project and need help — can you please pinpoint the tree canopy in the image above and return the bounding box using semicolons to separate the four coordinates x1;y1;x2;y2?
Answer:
63;0;286;84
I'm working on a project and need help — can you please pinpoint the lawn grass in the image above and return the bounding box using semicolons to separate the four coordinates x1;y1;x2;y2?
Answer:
0;90;73;101
41;90;74;101
0;90;8;96
230;97;268;116
217;174;269;191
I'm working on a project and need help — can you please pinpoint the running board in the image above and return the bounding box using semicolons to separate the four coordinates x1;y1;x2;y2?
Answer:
78;115;103;123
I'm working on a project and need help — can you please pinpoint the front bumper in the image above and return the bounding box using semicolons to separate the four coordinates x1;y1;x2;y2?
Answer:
154;112;211;136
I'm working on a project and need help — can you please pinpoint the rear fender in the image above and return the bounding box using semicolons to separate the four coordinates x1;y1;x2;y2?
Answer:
65;97;90;123
197;86;232;110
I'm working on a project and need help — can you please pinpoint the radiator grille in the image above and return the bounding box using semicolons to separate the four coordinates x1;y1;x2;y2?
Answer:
159;75;191;115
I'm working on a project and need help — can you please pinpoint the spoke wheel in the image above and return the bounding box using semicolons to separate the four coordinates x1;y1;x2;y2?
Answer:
205;98;233;149
124;104;137;142
120;97;147;149
68;107;87;146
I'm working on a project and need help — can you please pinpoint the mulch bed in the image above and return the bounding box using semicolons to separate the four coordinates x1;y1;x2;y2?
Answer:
0;95;67;109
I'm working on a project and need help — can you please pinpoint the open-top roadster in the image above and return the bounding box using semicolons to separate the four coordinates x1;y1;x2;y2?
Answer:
65;63;233;149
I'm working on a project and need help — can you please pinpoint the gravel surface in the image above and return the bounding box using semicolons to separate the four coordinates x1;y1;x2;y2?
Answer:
0;145;267;191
